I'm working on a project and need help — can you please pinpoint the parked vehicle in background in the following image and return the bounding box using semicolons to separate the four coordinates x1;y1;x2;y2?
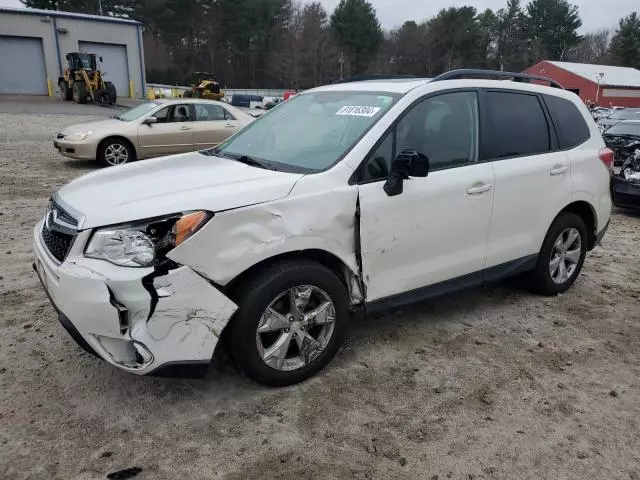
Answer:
604;121;640;209
54;99;253;166
590;107;611;122
34;70;611;386
598;108;640;131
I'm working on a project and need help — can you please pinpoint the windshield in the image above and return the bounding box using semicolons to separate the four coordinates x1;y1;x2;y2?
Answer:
212;91;399;173
610;109;640;121
117;102;160;121
605;123;640;136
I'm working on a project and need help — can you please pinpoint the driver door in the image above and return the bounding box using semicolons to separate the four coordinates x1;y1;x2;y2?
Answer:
357;91;495;303
137;104;195;158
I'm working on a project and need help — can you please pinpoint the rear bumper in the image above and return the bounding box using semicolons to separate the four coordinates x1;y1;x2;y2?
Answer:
33;223;238;377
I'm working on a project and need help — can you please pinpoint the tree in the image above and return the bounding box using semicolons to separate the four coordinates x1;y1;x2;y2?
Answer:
526;0;582;61
495;0;528;71
571;29;611;64
610;12;640;68
330;0;383;76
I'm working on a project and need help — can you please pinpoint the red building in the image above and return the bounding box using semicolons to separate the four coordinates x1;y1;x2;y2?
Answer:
524;61;640;108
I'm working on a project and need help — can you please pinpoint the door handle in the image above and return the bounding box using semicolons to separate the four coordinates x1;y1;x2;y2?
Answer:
467;183;492;195
180;126;191;131
550;165;568;176
224;123;235;128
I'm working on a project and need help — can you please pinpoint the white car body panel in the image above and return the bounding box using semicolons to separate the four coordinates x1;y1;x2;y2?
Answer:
57;152;303;229
359;163;495;301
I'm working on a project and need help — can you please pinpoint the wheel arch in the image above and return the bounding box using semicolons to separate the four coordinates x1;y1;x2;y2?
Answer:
224;249;363;306
97;135;139;162
555;201;597;250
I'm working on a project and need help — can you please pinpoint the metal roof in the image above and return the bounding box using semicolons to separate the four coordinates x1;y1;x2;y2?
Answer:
548;61;640;88
0;6;140;26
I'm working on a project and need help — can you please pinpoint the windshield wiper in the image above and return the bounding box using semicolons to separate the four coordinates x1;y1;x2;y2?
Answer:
208;149;279;171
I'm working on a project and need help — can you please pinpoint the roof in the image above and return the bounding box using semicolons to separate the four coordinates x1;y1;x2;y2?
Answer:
313;79;433;94
546;61;640;88
0;6;140;26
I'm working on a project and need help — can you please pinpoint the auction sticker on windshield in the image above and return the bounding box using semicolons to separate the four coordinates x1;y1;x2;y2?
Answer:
336;105;381;117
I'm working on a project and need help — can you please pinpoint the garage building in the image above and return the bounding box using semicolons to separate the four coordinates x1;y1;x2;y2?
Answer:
0;6;145;98
525;61;640;108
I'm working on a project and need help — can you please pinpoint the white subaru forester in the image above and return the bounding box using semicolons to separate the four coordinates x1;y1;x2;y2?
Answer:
34;70;612;386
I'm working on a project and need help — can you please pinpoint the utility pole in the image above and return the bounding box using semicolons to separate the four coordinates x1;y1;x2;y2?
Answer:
595;72;604;106
338;52;345;80
98;0;104;15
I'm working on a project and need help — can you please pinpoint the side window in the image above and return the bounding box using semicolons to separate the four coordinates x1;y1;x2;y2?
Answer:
170;104;192;123
397;91;479;170
153;106;170;123
195;104;226;121
224;109;236;121
543;95;590;149
360;91;479;181
362;132;393;181
487;92;550;158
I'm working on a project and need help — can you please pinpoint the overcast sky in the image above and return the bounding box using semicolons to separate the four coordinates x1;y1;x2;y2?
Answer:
0;0;636;32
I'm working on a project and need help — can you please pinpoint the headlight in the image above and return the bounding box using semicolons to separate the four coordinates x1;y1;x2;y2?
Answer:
65;130;94;141
85;211;211;267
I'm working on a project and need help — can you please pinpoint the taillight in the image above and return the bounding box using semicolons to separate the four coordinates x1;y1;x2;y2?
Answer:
599;148;614;170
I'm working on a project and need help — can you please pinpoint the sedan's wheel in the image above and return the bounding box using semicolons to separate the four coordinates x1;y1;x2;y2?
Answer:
529;212;587;295
98;139;135;167
230;260;349;386
257;285;336;371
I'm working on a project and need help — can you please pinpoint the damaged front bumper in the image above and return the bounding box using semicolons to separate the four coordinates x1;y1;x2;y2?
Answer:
611;175;640;209
33;223;237;377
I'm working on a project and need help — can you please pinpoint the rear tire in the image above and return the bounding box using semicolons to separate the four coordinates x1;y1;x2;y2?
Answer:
73;82;87;104
105;82;117;105
98;138;135;167
528;212;587;295
59;81;72;101
229;259;349;386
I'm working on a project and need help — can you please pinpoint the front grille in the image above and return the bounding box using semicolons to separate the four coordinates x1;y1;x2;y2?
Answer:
41;200;78;262
41;227;74;262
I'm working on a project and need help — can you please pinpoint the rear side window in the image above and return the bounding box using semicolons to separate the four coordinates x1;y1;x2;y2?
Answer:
544;95;590;149
486;91;550;159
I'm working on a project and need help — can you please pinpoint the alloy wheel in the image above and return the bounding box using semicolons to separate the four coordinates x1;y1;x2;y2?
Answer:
104;144;129;165
256;285;336;371
549;227;582;284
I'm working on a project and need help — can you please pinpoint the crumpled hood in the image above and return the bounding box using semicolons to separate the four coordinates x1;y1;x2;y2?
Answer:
57;152;303;229
60;118;124;135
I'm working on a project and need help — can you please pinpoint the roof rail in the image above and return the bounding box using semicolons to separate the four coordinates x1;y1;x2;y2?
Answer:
432;69;564;89
333;74;419;84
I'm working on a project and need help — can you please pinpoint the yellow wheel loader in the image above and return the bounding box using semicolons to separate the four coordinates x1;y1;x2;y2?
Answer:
183;72;224;101
58;52;117;105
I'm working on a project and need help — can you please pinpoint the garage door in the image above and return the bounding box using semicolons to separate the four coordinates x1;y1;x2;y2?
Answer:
0;36;47;95
79;41;130;97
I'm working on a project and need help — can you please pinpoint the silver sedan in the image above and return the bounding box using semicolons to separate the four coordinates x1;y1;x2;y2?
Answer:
54;99;254;166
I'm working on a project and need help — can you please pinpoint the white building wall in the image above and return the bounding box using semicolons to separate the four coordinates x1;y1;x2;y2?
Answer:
0;9;145;98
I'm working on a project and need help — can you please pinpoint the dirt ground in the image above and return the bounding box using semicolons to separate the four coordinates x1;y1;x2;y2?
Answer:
1;98;639;480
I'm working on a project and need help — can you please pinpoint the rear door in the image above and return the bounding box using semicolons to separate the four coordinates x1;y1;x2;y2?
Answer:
191;103;240;150
137;104;194;158
484;90;572;270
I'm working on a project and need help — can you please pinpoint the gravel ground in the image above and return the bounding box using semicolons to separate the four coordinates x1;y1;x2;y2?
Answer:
1;99;640;480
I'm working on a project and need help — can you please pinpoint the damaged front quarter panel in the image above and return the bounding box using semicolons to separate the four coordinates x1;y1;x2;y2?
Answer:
166;184;364;304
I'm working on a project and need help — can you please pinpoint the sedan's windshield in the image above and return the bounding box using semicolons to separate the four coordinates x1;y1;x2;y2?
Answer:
605;123;640;136
117;102;160;121
609;109;640;121
212;91;399;172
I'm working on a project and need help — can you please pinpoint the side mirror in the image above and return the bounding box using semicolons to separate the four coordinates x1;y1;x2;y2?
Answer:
142;116;157;126
383;150;429;197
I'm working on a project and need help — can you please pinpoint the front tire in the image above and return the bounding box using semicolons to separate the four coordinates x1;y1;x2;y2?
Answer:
59;81;72;101
72;81;87;104
98;138;135;166
229;260;349;386
529;212;587;295
105;81;117;105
